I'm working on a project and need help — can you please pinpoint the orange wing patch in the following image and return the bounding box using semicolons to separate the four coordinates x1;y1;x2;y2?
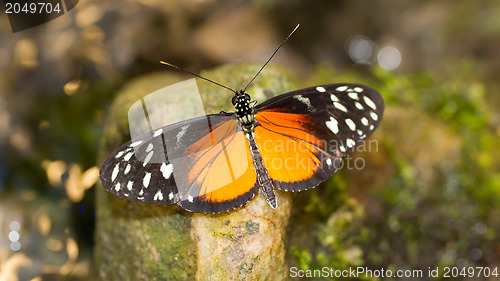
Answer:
180;121;257;203
197;131;256;203
254;111;325;184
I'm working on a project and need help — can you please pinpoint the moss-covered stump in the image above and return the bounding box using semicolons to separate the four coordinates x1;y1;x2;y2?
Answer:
95;63;297;280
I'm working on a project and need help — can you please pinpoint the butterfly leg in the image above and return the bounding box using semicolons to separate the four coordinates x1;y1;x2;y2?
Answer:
245;132;277;209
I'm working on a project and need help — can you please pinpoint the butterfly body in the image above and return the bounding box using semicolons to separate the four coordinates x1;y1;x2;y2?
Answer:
232;90;278;209
99;82;384;214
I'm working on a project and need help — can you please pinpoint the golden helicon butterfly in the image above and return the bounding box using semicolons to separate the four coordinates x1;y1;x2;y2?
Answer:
99;25;384;214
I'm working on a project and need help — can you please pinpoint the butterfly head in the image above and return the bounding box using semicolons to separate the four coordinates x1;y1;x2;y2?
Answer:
233;90;254;129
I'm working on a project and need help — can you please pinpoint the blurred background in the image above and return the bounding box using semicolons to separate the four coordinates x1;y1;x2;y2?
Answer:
1;0;500;280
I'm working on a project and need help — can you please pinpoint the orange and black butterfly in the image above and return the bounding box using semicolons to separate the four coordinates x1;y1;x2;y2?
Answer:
99;26;384;214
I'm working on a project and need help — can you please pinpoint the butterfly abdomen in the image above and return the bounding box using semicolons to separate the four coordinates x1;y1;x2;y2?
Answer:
245;131;277;209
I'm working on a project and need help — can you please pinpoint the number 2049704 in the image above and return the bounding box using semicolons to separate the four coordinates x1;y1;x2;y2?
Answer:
5;2;62;14
442;266;498;278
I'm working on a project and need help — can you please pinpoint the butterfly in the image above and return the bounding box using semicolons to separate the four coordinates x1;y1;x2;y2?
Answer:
99;26;384;214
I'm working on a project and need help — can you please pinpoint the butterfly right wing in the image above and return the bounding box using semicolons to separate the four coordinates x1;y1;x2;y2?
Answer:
252;83;384;192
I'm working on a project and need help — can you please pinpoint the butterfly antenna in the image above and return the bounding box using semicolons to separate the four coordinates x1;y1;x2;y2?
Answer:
242;24;300;93
160;61;238;95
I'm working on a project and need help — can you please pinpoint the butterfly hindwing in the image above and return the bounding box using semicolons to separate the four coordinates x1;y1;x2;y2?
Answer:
168;118;258;213
253;83;384;192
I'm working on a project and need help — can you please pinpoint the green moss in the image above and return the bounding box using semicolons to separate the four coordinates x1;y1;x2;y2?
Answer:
286;59;500;280
245;220;260;235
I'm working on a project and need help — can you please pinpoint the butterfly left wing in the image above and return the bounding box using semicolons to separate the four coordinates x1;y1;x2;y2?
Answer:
99;113;259;213
253;83;384;192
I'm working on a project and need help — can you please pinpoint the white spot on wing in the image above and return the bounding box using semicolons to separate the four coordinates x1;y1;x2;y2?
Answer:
326;158;332;166
187;195;194;203
130;140;143;147
363;96;377;110
334;102;348;112
168;192;174;200
355;102;364;110
357;129;363;136
370;111;379;121
361;117;369;126
370;125;374;130
316;86;326;92
160;163;173;179
146;143;153;152
345;118;356;131
115;150;125;159
111;163;119;182
124;151;134;161
326;117;339;134
348;92;359;100
176;125;190;146
115;182;121;192
336;85;348;92
143;151;154;166
127;181;133;191
339;145;346;153
124;164;131;175
143;172;151;188
294;95;315;112
330;94;339;102
154;190;163;201
354;87;363;93
346;138;356;148
153;128;163;137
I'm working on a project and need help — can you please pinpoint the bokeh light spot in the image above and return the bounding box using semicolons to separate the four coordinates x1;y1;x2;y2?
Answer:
64;80;82;96
470;248;482;260
377;46;402;70
346;35;377;64
10;220;21;231
42;160;67;186
10;241;21;251
9;231;20;242
474;222;487;235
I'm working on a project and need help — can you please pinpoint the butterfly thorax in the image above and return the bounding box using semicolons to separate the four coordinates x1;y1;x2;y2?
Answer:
232;91;255;133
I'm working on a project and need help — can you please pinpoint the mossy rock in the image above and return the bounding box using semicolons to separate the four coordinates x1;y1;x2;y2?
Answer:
95;63;297;280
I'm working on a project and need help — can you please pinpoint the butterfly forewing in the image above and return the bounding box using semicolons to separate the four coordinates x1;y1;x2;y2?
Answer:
253;83;384;192
100;114;244;204
99;130;179;205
